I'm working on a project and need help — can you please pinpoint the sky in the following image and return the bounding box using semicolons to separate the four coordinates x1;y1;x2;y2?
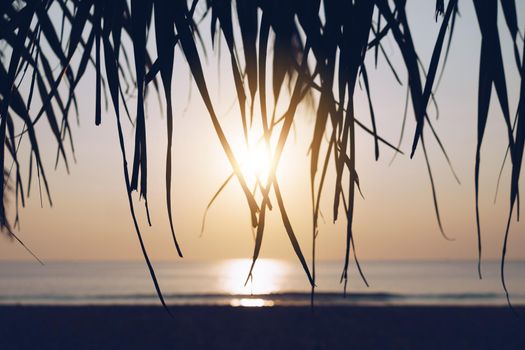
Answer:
1;1;525;266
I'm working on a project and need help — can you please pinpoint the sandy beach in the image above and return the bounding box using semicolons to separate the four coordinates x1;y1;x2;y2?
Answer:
0;305;523;349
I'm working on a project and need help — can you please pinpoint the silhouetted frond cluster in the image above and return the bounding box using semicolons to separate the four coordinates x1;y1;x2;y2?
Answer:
0;0;523;308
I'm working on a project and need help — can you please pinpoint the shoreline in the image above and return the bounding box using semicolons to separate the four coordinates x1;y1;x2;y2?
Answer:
1;305;524;349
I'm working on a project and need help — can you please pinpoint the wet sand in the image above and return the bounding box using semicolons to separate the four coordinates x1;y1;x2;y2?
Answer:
0;305;524;349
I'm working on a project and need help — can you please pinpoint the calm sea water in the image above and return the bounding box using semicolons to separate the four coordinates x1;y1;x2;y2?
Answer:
0;259;524;306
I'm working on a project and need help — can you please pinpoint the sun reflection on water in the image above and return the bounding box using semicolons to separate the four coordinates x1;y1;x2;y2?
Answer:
230;298;274;307
220;259;289;297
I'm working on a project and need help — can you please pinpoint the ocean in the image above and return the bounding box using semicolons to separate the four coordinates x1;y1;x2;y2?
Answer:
0;259;524;307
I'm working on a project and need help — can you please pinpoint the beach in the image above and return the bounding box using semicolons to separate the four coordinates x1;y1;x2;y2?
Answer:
2;261;525;348
1;305;524;349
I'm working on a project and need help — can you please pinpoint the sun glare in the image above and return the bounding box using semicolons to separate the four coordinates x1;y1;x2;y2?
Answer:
239;142;272;188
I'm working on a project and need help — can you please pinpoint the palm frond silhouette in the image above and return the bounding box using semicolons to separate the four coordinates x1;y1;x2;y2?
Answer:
0;0;523;309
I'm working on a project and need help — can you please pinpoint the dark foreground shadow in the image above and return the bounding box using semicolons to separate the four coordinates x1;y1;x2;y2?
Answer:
1;306;524;349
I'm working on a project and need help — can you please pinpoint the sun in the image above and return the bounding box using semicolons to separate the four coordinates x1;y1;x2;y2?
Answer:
239;141;272;188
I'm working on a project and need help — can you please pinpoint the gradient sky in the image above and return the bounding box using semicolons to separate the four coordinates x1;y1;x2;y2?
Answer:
1;1;525;266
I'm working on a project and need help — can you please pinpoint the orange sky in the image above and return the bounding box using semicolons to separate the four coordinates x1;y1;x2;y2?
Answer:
1;1;525;263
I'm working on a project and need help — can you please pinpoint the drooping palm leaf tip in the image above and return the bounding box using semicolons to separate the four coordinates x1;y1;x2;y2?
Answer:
0;0;523;308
